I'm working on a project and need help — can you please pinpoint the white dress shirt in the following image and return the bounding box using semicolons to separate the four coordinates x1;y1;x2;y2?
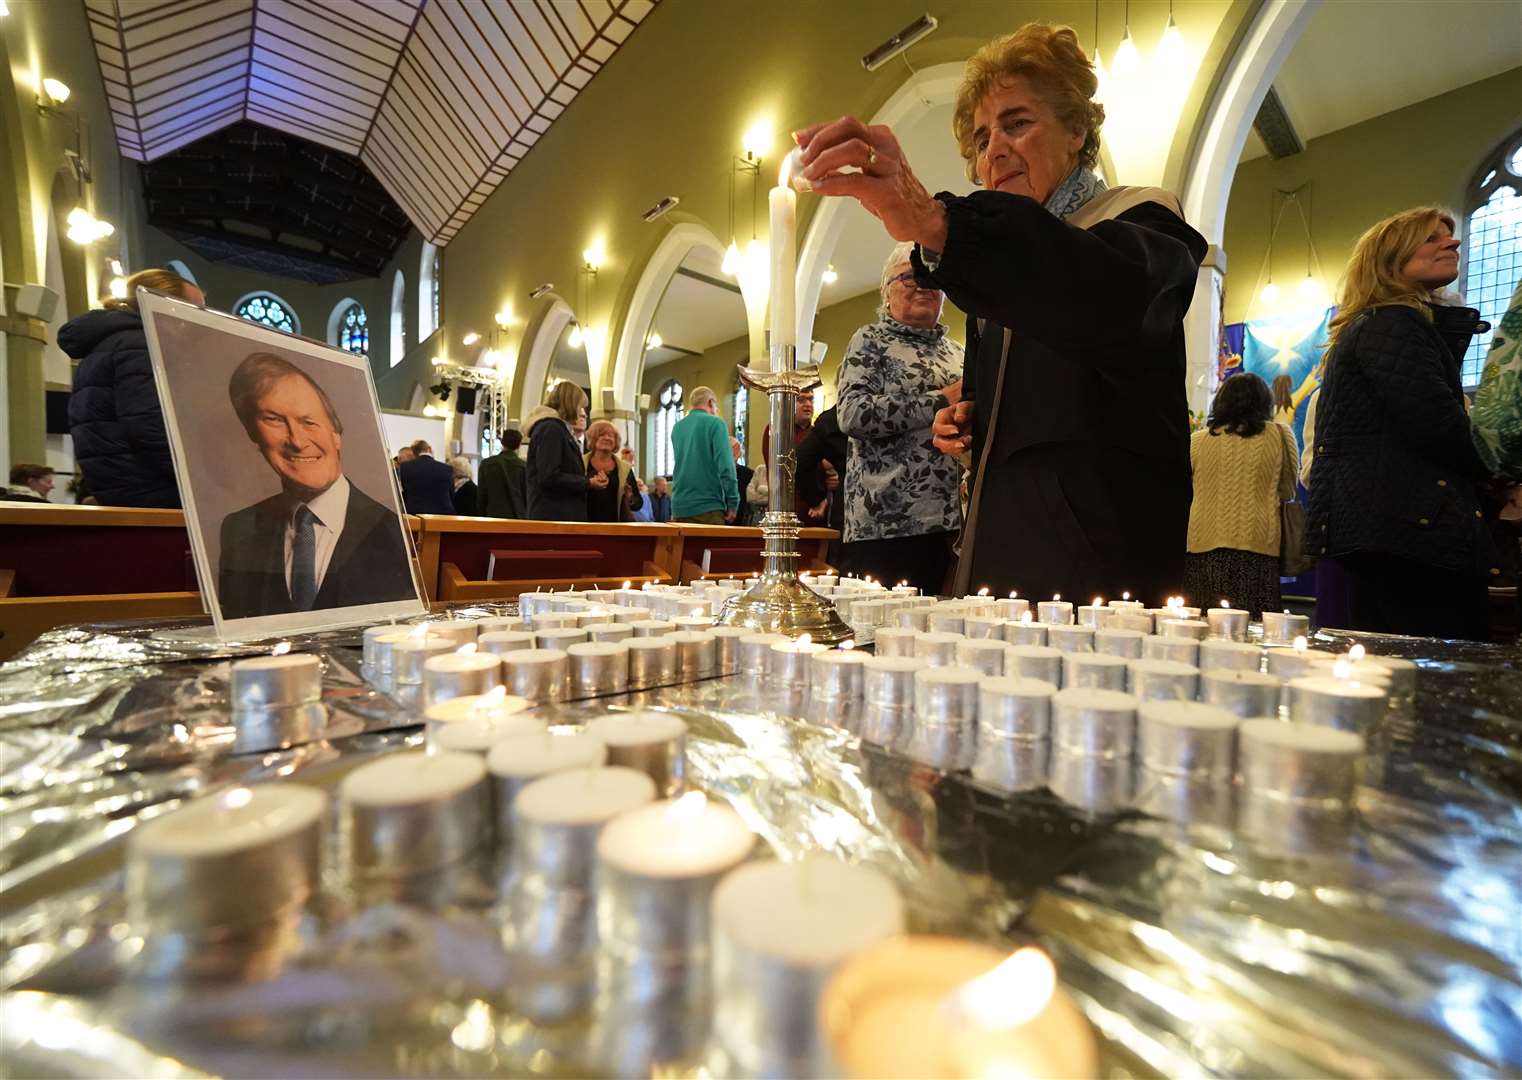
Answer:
284;475;350;597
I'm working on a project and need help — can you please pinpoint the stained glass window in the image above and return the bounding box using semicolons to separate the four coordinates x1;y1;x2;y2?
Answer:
431;247;441;332
1462;134;1522;387
235;293;296;335
338;302;369;356
653;379;684;477
732;384;748;465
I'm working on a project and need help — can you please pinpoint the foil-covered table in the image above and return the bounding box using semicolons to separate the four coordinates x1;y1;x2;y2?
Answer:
2;610;1519;1077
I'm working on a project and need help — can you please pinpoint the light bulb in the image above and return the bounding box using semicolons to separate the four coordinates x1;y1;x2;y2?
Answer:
1112;29;1139;79
494;308;512;328
646;331;663;351
67;207;91;227
108;276;127;300
568;324;584;348
582;241;605;270
1093;50;1108;104
42;77;70;104
1156;13;1186;68
1297;275;1326;306
462;331;480;345
722;241;740;277
741;123;772;160
0;2;12;17
1261;281;1280;306
822;264;838;285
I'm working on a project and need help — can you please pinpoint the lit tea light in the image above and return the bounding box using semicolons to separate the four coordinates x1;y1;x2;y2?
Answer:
340;751;489;876
1206;600;1250;642
422;649;502;706
424;688;538;753
1036;595;1074;626
1261;609;1310;645
585;710;688;795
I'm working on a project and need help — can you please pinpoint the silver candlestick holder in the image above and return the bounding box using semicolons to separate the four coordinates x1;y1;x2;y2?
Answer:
717;349;853;645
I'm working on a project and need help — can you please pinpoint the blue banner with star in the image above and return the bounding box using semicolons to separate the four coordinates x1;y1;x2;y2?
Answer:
1236;307;1334;451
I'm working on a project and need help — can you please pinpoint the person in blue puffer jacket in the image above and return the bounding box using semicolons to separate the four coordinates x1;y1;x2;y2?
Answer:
60;268;204;507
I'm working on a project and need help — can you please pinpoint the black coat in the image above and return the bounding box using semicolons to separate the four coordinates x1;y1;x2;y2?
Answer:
396;454;456;515
916;189;1206;603
217;481;417;619
452;479;479;516
797;406;847;531
478;452;527;518
59;308;181;508
525;413;588;521
1307;303;1496;577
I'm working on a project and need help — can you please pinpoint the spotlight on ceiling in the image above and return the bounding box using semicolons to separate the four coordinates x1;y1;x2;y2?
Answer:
641;196;680;222
529;283;554;300
861;14;938;71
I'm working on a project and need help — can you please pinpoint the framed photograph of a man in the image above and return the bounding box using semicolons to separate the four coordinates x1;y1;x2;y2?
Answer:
139;289;427;638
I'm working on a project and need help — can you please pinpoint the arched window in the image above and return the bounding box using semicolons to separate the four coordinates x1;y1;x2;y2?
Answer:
732;384;748;465
418;242;439;340
328;299;368;357
166;258;197;286
390;270;406;368
234;292;298;335
652;378;684;477
1462;131;1522;387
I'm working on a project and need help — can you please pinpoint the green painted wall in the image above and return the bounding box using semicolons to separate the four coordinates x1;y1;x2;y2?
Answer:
1223;67;1522;326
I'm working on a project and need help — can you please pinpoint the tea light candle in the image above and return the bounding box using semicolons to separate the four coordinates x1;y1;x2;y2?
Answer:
668;630;718;681
231;653;321;710
927;610;966;636
1093;628;1145;659
1198;639;1263;673
914;665;981;725
1037;598;1074;625
612;605;653;623
1052;687;1138;758
874;626;918;658
711;856;904;1078
424;691;537;752
972;732;1050;793
568;640;630;696
1108;596;1145;610
474;615;521;634
1287;675;1387;732
848;599;886;631
1143;634;1199;666
995;596;1030;620
627;636;679;689
913;631;963;667
671;614;715;631
810;649;866;699
585;711;688;795
1266;640;1338;679
1137;700;1238;779
502;648;570;703
1307;654;1416;698
958;615;999;641
1261;610;1311;645
587;622;635;645
1076;602;1110;630
891;584;919;596
1127;658;1200;702
422;650;502;705
1062;651;1129;691
487;731;609;839
1159;617;1209;641
1005;643;1062;686
1002;617;1048;647
392;635;455;685
1239;718;1363;803
1206;604;1250;642
954;637;1007;677
518;591;557;620
423;619;478;648
510;765;654;884
575;608;618;628
1108;611;1154;634
534;626;589;651
1045;624;1095;655
631;618;677;637
127;783;326;937
1200;669;1282;718
862;655;924;708
530;611;579;630
549;594;589;613
341;751;489;875
708;625;748;674
978;676;1055;739
717;578;744;590
362;625;397;674
820;938;1097;1080
479;629;537;655
1049;753;1135;814
369;630;415;681
895;607;933;632
768;638;827;686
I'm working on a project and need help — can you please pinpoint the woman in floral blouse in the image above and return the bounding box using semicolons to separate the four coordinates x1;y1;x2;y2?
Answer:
837;242;965;593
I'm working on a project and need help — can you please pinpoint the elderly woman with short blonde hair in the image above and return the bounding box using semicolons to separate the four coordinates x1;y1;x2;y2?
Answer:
836;241;964;592
797;23;1206;604
583;418;641;522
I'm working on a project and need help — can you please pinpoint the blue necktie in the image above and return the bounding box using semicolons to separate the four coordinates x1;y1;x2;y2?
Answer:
290;505;317;610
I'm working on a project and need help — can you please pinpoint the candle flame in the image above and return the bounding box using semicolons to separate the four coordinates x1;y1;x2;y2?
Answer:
623;580;632;590
456;642;478;655
942;947;1056;1032
1293;635;1308;654
778;145;803;188
1123;591;1131;601
1019;611;1033;625
409;623;428;641
1052;593;1061;602
1093;597;1102;607
222;787;253;810
471;686;509;716
1333;659;1352;681
977;586;990;596
1220;599;1230;608
666;790;708;825
796;633;812;646
271;641;292;656
840;639;857;651
1009;590;1018;599
1349;644;1366;662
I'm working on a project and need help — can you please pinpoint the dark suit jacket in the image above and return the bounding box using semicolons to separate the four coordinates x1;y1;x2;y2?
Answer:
478;452;528;518
396;454;456;515
217;481;417;619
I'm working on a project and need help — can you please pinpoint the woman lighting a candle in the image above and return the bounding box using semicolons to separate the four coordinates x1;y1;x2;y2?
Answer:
796;23;1206;605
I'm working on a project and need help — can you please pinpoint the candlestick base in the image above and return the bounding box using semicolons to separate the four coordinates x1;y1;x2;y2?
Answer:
719;360;854;646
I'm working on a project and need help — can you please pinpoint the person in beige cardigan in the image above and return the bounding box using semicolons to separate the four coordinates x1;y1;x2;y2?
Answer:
1185;372;1298;617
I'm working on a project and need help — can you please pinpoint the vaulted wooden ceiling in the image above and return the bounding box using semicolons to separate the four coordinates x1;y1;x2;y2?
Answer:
85;0;658;244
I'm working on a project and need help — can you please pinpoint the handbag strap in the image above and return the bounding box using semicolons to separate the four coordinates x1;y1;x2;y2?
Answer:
953;323;1014;595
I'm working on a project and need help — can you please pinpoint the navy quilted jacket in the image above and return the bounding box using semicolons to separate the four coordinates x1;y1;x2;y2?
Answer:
60;308;181;508
1307;302;1496;577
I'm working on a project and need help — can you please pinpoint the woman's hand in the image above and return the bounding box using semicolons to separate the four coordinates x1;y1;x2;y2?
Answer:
588;470;610;490
794;118;948;252
932;401;973;455
940;379;963;406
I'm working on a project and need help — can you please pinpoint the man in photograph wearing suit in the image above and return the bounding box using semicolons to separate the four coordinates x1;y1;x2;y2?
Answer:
397;439;457;514
219;352;417;619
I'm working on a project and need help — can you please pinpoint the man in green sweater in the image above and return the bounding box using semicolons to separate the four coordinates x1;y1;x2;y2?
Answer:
670;385;739;524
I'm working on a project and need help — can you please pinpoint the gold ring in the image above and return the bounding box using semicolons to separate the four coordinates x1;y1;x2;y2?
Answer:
867;146;878;167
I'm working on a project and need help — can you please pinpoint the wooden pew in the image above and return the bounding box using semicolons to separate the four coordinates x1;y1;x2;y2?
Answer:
414;516;683;601
674;522;837;584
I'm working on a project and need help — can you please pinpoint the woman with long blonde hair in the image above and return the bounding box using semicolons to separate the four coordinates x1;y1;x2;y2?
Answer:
60;267;204;507
1306;206;1496;639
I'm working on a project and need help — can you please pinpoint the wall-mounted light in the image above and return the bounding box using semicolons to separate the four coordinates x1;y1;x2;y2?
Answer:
722;241;741;277
1112;25;1139;79
822;264;838;285
109;258;123;275
646;332;663;351
641;196;680;222
462;331;481;345
66;207;114;244
494;307;513;327
861;14;938;71
582;241;606;272
37;77;71;113
108;276;127;300
529;283;553;300
431;355;445;367
1156;2;1185;68
0;3;12;17
568;323;584;349
741;124;772;162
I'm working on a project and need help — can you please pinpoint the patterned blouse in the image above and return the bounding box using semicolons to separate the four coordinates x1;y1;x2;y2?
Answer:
837;316;964;543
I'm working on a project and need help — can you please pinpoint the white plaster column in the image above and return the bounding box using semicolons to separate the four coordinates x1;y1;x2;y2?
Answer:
1184;245;1227;414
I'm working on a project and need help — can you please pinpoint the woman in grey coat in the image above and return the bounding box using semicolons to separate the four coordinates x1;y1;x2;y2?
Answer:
836;242;964;592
